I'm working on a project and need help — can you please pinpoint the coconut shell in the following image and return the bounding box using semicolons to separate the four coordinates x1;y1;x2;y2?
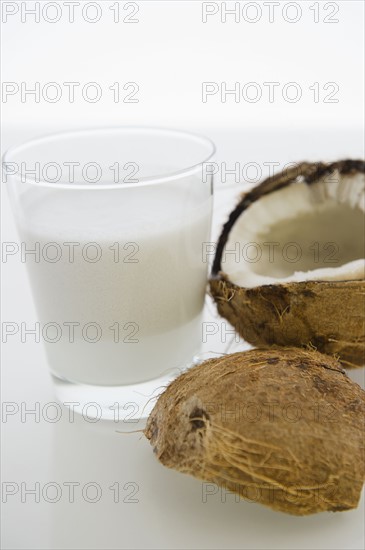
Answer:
210;159;365;368
210;278;365;369
145;348;365;515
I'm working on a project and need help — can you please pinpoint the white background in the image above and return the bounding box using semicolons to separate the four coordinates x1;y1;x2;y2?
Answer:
1;1;365;549
2;0;364;131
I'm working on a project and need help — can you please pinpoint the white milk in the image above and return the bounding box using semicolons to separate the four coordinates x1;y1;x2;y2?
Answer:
18;179;212;385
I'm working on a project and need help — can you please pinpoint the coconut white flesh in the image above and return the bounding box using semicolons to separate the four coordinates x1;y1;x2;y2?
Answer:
223;170;365;288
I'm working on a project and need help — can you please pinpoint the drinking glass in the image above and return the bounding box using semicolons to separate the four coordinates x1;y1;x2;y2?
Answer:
4;127;215;421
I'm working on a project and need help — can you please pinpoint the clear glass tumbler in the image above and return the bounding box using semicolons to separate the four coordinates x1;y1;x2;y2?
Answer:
4;127;215;421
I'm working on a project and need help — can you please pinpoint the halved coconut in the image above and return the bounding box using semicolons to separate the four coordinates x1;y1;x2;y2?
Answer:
210;160;365;368
145;348;365;515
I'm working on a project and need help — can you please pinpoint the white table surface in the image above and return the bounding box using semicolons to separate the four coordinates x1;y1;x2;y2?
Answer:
2;126;365;550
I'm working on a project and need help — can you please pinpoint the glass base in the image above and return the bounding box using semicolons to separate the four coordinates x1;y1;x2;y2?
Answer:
51;357;203;426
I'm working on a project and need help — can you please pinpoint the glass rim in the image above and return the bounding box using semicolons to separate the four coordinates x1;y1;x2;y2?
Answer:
2;126;216;190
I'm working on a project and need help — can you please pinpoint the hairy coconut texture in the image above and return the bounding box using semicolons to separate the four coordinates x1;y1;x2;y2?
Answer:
210;159;365;368
210;278;365;369
145;349;365;515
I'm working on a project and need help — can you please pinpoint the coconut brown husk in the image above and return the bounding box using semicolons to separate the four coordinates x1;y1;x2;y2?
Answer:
210;278;365;369
210;159;365;368
145;348;365;515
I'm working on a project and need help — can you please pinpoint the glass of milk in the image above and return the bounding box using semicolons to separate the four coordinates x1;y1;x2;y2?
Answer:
4;127;215;422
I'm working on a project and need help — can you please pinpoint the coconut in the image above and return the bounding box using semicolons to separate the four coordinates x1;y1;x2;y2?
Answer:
210;160;365;368
145;348;365;515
